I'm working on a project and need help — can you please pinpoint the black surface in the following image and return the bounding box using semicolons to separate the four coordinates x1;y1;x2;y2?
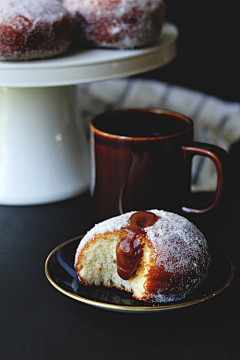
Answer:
1;176;240;359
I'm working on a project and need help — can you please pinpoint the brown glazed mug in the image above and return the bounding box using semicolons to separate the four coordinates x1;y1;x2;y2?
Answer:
90;109;227;222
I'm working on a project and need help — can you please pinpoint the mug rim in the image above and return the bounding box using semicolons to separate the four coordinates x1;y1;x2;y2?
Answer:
90;109;193;140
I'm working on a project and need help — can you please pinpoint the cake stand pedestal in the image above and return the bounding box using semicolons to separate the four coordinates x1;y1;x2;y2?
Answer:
0;23;178;205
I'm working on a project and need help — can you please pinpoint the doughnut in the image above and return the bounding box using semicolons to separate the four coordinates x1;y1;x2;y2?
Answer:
61;0;165;49
75;210;211;303
0;0;76;61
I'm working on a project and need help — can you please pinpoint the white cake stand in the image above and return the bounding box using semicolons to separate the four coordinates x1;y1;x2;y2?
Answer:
0;23;178;205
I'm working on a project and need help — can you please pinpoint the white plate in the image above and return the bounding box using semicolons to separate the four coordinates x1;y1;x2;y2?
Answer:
0;23;178;87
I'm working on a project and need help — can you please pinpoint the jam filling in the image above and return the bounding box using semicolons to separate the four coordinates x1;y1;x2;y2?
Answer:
116;211;159;280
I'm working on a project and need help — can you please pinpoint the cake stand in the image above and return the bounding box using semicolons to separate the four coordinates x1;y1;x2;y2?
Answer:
0;23;178;205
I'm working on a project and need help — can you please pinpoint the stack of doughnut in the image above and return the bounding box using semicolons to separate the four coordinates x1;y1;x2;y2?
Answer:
0;0;76;61
0;0;165;61
75;210;211;303
62;0;165;49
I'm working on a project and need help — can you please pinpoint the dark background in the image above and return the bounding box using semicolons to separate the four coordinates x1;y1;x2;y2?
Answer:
142;0;240;102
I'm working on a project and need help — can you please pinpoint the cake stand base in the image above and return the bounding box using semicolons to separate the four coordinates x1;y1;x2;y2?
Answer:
0;86;89;205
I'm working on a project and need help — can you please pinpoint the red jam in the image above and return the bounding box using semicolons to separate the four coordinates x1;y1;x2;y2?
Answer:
116;211;159;280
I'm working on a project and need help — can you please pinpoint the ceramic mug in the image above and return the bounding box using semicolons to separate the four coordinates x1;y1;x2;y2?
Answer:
90;109;227;222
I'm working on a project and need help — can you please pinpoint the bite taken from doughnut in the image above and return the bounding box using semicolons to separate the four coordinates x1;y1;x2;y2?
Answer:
62;0;165;49
75;210;211;303
0;0;76;61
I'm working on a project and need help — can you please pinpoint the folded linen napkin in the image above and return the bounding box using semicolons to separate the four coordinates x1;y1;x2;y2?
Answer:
77;78;240;191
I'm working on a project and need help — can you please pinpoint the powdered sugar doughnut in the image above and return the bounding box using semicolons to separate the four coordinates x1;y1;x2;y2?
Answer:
0;0;76;61
75;210;211;303
62;0;165;49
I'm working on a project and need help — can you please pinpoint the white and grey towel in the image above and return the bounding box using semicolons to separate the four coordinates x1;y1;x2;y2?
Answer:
77;78;240;191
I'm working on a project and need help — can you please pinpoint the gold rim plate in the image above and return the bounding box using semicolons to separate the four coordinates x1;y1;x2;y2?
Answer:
45;236;235;313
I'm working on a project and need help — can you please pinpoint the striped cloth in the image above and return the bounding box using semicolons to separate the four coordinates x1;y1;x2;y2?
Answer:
77;78;240;191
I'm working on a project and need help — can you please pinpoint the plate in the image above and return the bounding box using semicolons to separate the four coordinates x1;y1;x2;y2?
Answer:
45;236;235;313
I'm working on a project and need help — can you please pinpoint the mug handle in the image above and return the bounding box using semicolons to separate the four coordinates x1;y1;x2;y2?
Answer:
182;142;227;214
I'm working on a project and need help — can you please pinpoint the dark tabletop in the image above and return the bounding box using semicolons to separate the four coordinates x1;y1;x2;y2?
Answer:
1;140;240;360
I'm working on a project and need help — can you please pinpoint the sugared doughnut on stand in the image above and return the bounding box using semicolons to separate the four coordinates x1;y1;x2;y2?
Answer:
0;0;76;61
62;0;165;49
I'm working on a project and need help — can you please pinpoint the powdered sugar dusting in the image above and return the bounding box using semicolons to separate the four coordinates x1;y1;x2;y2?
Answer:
75;210;211;274
0;0;76;61
62;0;164;48
0;0;68;25
63;0;163;17
146;210;210;274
